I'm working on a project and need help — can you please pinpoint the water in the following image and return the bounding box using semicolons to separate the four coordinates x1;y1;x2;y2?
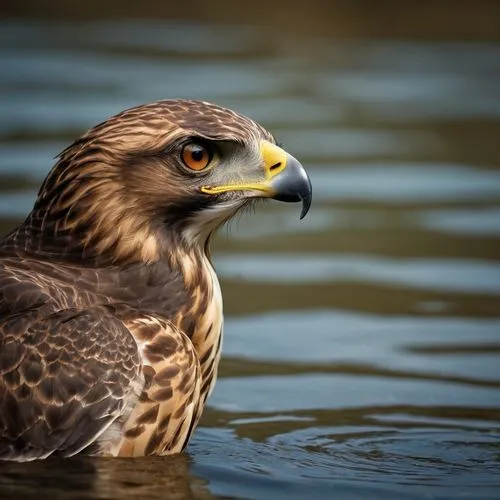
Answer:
1;16;500;500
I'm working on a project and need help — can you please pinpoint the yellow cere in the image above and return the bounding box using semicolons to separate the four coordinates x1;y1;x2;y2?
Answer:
260;141;287;180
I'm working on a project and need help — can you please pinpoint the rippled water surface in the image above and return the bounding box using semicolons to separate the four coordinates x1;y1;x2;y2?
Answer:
1;16;500;500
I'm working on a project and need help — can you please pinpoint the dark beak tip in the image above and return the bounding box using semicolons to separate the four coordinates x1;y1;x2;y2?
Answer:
299;189;312;220
272;191;312;219
269;154;312;220
299;173;312;220
300;199;311;220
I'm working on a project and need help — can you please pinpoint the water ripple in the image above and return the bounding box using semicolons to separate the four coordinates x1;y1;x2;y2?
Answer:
216;254;500;294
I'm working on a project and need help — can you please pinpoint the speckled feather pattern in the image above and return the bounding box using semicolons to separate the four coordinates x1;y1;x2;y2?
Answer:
0;99;273;460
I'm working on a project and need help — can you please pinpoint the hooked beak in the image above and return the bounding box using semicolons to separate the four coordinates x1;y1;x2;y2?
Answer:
268;153;312;219
200;141;312;219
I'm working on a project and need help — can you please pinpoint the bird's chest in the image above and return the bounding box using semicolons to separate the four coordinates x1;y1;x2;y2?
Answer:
107;257;224;456
175;254;224;399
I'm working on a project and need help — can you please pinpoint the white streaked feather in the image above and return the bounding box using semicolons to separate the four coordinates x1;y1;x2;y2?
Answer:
181;201;244;246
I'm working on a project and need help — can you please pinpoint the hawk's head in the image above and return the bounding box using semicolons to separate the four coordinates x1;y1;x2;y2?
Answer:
29;99;312;264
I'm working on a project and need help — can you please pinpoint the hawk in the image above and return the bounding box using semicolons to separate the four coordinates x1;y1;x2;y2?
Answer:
0;99;311;461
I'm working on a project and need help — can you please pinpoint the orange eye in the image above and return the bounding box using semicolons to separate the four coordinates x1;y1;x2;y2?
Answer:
181;142;212;171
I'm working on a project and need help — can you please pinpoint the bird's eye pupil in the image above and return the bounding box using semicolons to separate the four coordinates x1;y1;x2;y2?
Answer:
191;149;204;162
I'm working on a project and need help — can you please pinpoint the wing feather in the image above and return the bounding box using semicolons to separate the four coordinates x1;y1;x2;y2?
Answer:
0;308;142;461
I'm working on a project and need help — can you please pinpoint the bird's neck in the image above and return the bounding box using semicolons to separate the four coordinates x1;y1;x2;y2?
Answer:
3;210;159;268
3;215;219;328
2;211;222;332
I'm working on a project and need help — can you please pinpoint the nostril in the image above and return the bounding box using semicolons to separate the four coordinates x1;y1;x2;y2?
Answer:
269;162;281;172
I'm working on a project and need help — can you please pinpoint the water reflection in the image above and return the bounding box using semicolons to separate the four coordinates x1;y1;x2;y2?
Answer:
1;15;500;500
0;454;213;499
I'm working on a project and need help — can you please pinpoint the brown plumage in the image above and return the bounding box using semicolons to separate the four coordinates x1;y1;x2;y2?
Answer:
0;99;311;461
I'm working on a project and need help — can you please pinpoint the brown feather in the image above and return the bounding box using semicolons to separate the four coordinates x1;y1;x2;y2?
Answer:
109;316;202;456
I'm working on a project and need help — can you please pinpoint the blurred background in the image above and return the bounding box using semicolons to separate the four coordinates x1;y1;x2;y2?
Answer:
1;1;500;499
